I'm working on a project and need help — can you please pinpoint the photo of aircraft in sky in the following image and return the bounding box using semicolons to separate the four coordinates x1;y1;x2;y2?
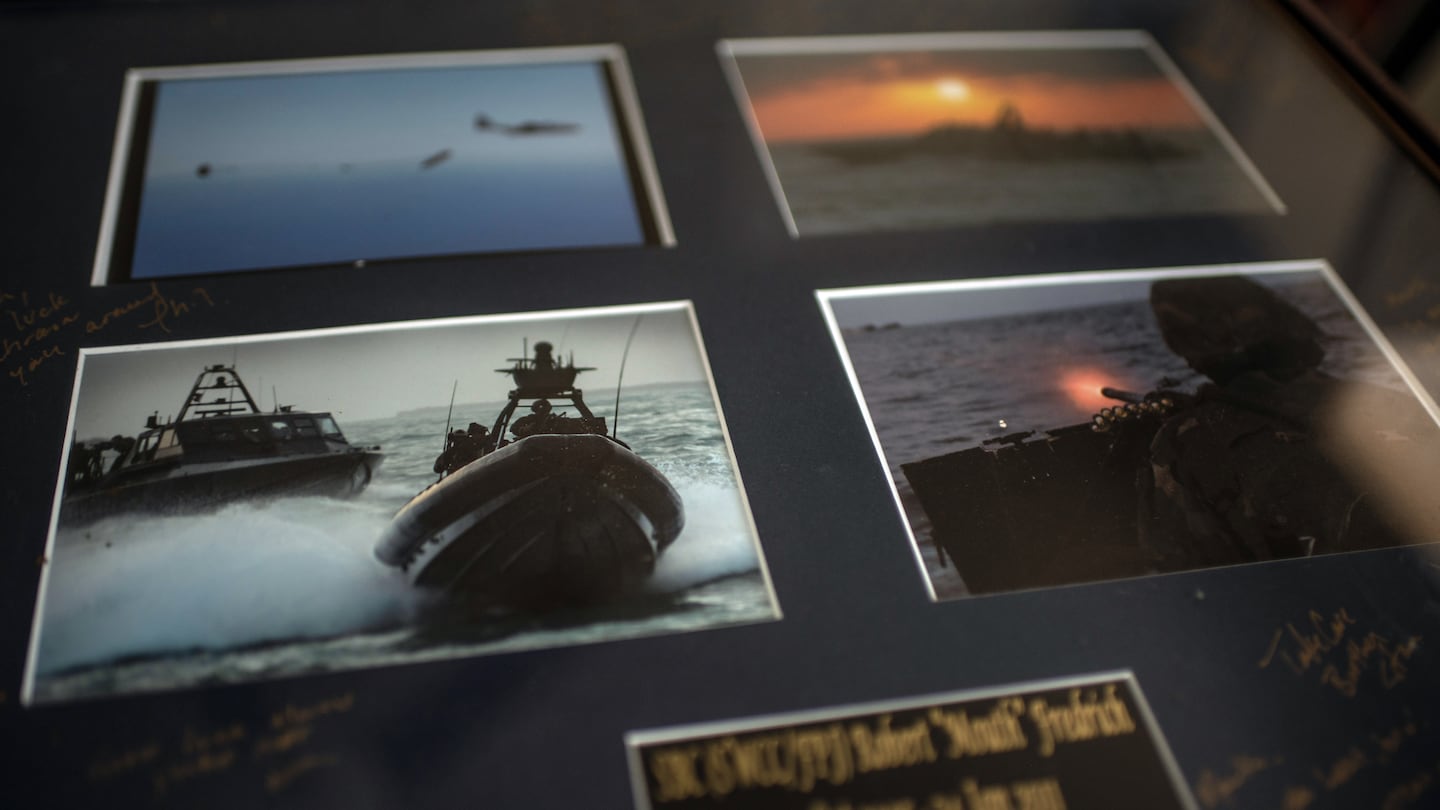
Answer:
474;113;581;135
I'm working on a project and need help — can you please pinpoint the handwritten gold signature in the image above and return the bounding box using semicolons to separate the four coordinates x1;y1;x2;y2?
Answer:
82;691;354;798
2;283;215;387
1257;608;1420;698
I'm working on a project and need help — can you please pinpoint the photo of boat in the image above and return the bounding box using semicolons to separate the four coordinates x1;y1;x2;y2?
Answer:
25;305;773;704
376;341;684;608
61;363;383;526
820;262;1440;598
722;31;1282;235
815;103;1197;166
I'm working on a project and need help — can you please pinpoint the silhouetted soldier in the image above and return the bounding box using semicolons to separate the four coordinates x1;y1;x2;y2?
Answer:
463;422;488;457
67;443;104;485
434;429;467;475
68;434;136;486
433;424;488;476
1138;276;1440;570
511;399;555;438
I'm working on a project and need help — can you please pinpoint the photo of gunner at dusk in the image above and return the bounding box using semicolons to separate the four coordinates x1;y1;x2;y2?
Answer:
824;264;1440;598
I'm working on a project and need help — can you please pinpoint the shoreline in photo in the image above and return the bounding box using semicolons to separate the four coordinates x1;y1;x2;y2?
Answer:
721;30;1282;237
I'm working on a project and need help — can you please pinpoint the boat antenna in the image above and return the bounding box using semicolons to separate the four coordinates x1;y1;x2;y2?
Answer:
611;315;643;440
272;385;278;413
441;380;459;450
436;380;459;482
554;323;571;357
229;347;239;409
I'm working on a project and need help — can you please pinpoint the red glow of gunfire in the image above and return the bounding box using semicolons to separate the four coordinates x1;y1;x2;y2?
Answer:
1060;368;1123;413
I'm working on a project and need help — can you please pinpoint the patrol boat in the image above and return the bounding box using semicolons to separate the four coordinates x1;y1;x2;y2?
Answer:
61;364;383;526
374;342;684;608
900;387;1178;594
817;103;1195;166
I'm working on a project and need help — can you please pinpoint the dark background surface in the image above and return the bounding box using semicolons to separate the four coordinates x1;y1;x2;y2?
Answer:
3;1;1440;807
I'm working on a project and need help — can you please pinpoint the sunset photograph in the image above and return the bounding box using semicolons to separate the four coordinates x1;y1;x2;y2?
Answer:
723;32;1282;235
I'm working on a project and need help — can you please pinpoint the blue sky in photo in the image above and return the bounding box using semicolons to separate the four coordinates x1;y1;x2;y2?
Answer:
144;61;627;174
127;59;647;278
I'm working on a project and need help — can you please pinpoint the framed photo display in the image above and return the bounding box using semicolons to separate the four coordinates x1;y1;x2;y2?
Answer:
26;303;775;705
719;30;1283;235
4;2;1440;809
819;260;1440;599
93;46;673;283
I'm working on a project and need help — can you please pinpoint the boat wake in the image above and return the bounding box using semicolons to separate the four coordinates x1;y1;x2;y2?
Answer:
35;479;759;678
35;497;421;676
648;480;760;593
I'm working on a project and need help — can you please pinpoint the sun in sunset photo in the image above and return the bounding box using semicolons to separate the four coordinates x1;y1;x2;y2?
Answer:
935;77;971;101
725;32;1281;235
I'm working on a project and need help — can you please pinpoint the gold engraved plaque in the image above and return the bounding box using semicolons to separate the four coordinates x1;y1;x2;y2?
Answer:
627;672;1195;810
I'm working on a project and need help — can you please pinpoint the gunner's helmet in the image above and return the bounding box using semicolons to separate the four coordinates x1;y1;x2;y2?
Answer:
1150;276;1324;384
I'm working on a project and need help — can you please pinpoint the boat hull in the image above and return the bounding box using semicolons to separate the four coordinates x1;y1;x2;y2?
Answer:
901;421;1157;594
375;434;684;608
60;450;383;526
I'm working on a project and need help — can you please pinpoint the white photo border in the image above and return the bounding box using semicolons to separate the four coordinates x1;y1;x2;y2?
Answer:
92;44;675;286
718;29;1286;239
816;259;1440;602
22;299;778;704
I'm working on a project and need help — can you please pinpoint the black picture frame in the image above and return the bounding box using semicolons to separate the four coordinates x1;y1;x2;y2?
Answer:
4;2;1440;809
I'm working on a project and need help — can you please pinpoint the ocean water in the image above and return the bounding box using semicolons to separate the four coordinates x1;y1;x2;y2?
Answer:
769;132;1276;234
129;159;645;278
841;276;1411;597
31;382;771;703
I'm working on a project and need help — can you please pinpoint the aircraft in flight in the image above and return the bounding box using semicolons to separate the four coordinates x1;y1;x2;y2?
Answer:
474;114;580;136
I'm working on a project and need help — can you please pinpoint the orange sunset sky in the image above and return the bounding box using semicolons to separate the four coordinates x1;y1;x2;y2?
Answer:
736;49;1207;143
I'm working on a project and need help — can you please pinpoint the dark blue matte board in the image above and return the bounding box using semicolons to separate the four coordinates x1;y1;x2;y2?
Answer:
3;1;1439;808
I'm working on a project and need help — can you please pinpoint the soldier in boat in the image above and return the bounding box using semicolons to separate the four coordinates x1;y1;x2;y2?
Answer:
532;341;557;371
510;399;558;438
66;435;136;487
434;422;488;476
1137;275;1440;571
